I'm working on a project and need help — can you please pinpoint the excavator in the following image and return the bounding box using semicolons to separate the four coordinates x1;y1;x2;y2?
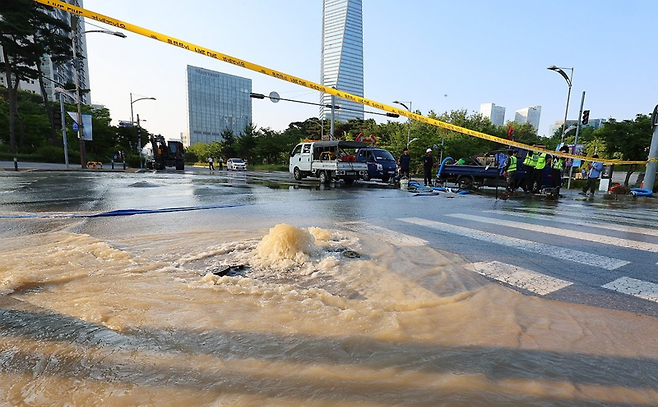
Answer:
145;135;185;170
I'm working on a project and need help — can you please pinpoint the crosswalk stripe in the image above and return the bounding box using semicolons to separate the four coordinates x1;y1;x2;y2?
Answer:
557;204;658;226
485;210;658;238
471;261;572;295
602;277;658;303
448;213;658;253
342;221;428;246
398;217;629;270
516;207;658;229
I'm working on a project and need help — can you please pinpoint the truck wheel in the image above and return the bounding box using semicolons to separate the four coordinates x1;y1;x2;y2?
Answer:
381;176;389;183
343;177;355;185
176;160;184;170
457;175;474;190
293;167;302;181
319;170;331;184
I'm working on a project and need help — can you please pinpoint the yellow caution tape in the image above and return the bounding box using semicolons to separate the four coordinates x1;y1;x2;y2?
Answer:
34;0;649;165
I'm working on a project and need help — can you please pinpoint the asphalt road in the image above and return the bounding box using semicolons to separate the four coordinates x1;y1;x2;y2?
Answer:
1;163;656;317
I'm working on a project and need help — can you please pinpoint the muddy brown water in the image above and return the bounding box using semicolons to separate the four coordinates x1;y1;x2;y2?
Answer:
2;221;658;406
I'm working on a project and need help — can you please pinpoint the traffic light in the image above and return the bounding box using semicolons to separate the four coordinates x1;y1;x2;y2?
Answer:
53;113;63;129
582;110;590;125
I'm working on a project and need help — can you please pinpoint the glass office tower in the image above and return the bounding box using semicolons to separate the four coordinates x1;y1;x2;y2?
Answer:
186;65;252;146
320;0;364;123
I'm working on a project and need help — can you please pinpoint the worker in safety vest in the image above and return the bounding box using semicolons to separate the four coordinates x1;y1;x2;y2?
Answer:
503;149;518;193
522;145;537;193
532;151;549;193
551;145;569;196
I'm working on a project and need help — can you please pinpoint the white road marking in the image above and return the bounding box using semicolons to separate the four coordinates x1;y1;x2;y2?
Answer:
602;277;658;303
548;205;658;228
471;261;572;295
448;213;658;253
398;217;629;270
343;222;428;246
486;210;658;238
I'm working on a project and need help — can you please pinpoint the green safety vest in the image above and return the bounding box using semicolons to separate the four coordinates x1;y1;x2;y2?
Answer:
535;153;547;170
523;151;537;168
552;157;564;171
507;156;517;172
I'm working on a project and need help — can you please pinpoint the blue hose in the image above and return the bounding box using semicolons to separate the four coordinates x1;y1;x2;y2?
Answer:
630;188;653;197
438;157;454;179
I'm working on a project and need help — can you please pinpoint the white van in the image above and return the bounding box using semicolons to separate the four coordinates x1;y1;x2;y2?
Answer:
289;140;368;185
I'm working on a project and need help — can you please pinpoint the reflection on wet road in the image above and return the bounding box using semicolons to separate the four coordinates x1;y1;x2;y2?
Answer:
1;169;658;406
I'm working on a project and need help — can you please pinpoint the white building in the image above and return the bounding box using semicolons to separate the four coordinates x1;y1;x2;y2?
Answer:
515;106;542;133
480;103;506;126
320;0;364;123
0;1;90;105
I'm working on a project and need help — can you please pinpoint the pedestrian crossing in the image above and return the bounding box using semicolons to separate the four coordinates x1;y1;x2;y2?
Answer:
395;208;658;305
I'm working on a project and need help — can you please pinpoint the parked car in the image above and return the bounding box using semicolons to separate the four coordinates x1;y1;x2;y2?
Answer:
226;158;247;171
355;147;398;182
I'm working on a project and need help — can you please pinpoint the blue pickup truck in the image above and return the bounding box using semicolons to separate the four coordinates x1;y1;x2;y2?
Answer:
436;152;556;193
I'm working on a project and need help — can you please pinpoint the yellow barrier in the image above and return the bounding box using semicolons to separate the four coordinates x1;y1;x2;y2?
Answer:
33;0;648;165
86;161;103;169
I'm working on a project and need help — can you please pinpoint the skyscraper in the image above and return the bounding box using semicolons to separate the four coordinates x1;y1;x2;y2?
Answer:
515;106;542;133
186;65;252;146
480;103;506;126
320;0;364;123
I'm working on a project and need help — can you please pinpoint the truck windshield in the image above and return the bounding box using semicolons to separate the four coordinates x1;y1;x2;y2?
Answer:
374;150;395;161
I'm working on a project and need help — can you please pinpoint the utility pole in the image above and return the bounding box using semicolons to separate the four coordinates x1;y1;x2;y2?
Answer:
567;91;586;190
643;104;658;190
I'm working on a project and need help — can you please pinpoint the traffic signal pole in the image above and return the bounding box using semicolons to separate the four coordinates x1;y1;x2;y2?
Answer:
643;104;658;190
567;91;586;190
59;95;69;168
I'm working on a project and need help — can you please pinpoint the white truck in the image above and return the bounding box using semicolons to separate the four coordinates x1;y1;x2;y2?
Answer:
289;140;369;185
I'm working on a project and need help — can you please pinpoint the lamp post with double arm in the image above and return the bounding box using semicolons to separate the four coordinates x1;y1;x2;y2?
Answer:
130;93;156;168
393;100;412;148
547;65;574;146
71;16;126;167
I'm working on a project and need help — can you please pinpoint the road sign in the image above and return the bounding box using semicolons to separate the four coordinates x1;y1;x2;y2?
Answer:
119;120;134;127
72;122;78;132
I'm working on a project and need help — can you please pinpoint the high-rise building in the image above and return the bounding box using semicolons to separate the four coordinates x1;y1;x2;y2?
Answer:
186;65;252;146
515;106;542;133
549;118;607;138
320;0;364;123
480;103;506;126
0;0;89;104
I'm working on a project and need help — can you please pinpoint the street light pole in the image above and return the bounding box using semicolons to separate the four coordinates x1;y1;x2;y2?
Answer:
393;100;412;147
547;65;573;146
71;16;126;168
130;93;157;168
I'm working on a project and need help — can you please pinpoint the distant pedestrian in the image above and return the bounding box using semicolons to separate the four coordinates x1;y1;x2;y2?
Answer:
208;156;214;171
422;148;434;186
218;156;224;170
503;149;518;193
580;155;603;196
399;148;411;179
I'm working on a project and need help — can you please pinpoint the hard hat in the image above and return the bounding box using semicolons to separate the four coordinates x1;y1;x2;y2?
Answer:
426;148;432;153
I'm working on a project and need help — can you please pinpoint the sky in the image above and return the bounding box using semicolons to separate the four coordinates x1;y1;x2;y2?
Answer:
81;0;658;141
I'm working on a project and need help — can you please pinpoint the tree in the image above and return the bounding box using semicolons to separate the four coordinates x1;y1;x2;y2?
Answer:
220;128;236;158
236;122;258;163
594;114;652;186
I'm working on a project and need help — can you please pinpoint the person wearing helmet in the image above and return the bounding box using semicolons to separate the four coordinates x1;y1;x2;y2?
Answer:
422;148;434;186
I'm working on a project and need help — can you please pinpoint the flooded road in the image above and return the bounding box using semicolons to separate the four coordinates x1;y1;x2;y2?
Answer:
1;170;658;406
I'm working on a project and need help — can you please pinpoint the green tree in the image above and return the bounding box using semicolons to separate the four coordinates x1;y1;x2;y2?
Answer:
594;114;652;186
220;128;236;158
0;0;72;152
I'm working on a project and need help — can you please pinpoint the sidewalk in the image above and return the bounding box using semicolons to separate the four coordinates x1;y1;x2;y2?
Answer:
0;161;131;172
